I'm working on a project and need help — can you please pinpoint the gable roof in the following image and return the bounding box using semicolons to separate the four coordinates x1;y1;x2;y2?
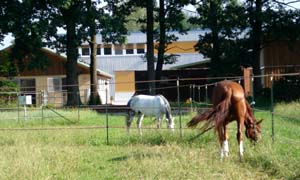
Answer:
81;29;207;45
42;47;112;78
0;46;112;79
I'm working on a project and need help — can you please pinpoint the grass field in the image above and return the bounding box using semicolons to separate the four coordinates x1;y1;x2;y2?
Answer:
0;103;299;179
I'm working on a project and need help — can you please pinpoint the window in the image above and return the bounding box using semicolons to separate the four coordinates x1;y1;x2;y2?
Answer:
126;44;134;54
48;77;62;92
137;43;145;54
114;44;123;55
19;78;36;104
81;47;90;56
104;44;112;55
20;79;36;92
96;46;101;55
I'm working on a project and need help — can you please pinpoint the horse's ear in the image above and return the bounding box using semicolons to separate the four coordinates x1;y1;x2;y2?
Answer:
257;119;263;125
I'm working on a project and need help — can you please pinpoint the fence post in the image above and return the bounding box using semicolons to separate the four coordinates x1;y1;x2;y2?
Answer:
177;78;182;137
205;85;208;107
198;86;201;104
192;84;195;111
17;92;20;123
77;91;80;122
189;84;192;112
251;76;255;107
192;84;195;100
270;76;275;143
41;90;44;125
105;81;109;145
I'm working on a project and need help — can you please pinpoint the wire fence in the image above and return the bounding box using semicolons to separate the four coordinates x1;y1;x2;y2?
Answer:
0;73;300;145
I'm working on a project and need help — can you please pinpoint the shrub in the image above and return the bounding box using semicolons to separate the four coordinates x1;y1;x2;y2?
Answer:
0;79;19;106
273;75;300;102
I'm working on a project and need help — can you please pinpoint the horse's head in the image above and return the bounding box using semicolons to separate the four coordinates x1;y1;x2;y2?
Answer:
126;110;135;132
167;117;175;130
246;119;263;142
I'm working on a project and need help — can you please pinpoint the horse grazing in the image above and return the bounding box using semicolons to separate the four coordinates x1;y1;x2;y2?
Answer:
126;94;175;135
187;80;262;159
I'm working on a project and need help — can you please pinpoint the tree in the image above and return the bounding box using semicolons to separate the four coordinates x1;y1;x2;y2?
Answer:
0;51;17;77
1;0;132;106
245;0;264;92
147;0;156;95
58;1;84;106
0;0;50;74
85;0;100;105
190;0;247;78
84;0;131;104
128;0;190;91
125;7;147;32
245;0;300;93
155;0;190;88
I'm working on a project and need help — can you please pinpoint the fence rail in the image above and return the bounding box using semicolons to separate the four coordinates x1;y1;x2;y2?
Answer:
1;73;300;145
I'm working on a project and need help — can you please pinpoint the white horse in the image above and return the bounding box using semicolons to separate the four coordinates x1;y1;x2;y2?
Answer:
126;94;175;135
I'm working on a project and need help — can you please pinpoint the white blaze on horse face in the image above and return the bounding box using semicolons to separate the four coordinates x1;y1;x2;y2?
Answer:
239;141;244;157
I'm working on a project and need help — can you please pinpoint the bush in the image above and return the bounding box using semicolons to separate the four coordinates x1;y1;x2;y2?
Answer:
0;79;19;92
0;79;19;107
273;75;300;102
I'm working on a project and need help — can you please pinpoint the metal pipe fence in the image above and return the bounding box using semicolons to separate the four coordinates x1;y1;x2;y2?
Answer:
0;73;300;145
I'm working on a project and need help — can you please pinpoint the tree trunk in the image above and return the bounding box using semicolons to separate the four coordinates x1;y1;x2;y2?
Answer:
66;22;81;106
147;0;155;95
61;6;82;107
251;0;263;93
89;33;101;105
210;2;221;78
155;0;166;91
87;0;101;105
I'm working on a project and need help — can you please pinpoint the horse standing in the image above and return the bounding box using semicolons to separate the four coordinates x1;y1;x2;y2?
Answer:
126;94;175;135
187;80;262;159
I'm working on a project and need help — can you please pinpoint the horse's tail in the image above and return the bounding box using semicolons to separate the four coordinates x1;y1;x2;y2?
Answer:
187;91;231;136
187;108;215;128
159;95;172;119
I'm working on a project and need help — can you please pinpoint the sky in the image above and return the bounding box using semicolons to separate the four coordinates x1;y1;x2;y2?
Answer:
0;0;299;50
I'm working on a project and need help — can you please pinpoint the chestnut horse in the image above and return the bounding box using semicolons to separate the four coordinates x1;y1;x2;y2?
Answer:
187;80;262;159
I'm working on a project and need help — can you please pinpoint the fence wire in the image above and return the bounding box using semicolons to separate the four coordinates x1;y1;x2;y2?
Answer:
0;73;300;145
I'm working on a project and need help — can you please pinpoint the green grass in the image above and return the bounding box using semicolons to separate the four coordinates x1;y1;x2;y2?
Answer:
0;104;299;179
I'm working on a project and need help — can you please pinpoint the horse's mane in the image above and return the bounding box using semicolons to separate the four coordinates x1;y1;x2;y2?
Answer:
245;101;256;128
127;92;139;107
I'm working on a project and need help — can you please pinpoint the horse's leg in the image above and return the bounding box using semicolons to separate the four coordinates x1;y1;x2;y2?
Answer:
217;118;229;160
156;117;161;129
218;122;229;159
137;113;144;135
217;123;225;159
223;123;229;157
127;110;135;133
237;120;244;159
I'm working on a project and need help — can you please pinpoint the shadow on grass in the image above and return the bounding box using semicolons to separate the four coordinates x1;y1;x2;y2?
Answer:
245;155;280;178
107;129;216;149
0;137;15;146
109;152;162;162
